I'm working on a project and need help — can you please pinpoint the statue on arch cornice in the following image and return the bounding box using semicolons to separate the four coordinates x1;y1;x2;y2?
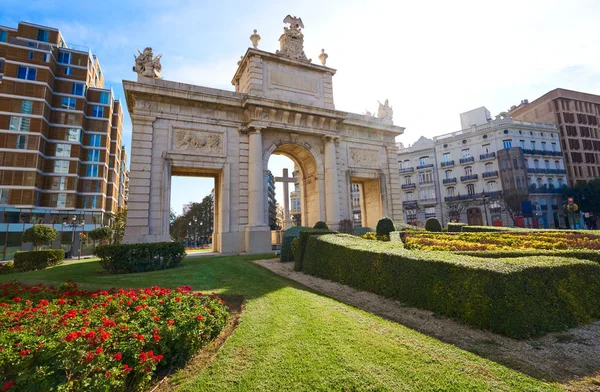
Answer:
276;15;311;62
133;47;162;79
376;99;393;124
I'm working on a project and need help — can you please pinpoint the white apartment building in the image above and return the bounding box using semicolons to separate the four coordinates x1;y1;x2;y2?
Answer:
398;108;567;228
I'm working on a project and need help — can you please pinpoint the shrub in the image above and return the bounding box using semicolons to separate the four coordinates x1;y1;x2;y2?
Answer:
455;249;600;264
291;237;299;259
376;217;396;238
0;261;14;275
461;225;508;233
293;229;334;271
95;242;185;274
88;226;114;244
425;218;442;232
442;228;448;233
337;219;354;234
396;222;421;231
13;249;65;272
352;227;373;236
447;223;467;232
280;226;310;262
300;234;600;338
22;225;58;250
313;221;329;230
0;281;228;391
361;232;377;241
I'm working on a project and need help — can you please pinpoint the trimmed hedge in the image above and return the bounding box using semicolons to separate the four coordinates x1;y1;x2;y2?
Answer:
13;250;65;272
447;222;467;232
352;227;373;236
95;242;185;274
313;221;329;230
425;218;442;232
301;234;600;338
462;225;508;233
376;217;396;237
293;229;335;271
456;249;600;263
280;226;310;262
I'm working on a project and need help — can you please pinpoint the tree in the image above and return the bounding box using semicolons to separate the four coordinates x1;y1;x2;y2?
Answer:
292;213;302;226
22;225;58;250
275;203;285;229
563;179;600;214
112;207;128;244
170;193;215;244
88;227;114;247
490;191;526;225
443;198;470;224
403;202;423;226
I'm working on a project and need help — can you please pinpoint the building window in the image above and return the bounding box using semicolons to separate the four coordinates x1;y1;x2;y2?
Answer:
64;67;72;76
445;169;452;179
55;144;71;157
541;141;546;151
534;159;539;169
443;152;451;162
67;128;81;142
467;184;476;195
404;176;412;185
551;142;557;152
419;188;435;201
536;178;543;187
0;31;7;42
99;92;110;104
16;135;27;149
87;149;100;162
28;51;34;60
92;105;104;117
516;177;522;188
519;140;525;149
72;83;85;96
21;100;33;114
87;165;99;177
531;141;536;150
465;166;473;176
0;188;9;204
58;52;71;64
544;160;550;169
91;196;97;209
486;181;497;192
405;192;413;201
90;134;101;147
555;160;561;169
9;116;30;132
17;66;37;81
419;171;433;184
485;162;493;171
461;148;470;158
61;97;77;110
54;160;70;174
503;140;512;149
558;178;564;187
482;144;491;153
37;29;49;42
419;156;429;166
447;187;455;197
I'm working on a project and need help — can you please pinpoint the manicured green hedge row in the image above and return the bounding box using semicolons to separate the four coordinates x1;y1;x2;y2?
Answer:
13;250;65;272
301;234;600;338
461;225;508;232
447;223;467;232
280;226;310;262
95;242;185;274
293;229;335;271
456;249;600;263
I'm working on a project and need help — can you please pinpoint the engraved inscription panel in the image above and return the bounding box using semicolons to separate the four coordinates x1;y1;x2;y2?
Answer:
271;68;318;93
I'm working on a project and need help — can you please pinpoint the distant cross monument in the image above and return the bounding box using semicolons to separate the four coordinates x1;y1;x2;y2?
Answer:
275;168;298;229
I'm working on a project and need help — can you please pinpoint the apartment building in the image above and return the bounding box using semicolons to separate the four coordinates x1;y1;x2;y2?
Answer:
509;88;600;186
398;108;568;228
0;22;128;260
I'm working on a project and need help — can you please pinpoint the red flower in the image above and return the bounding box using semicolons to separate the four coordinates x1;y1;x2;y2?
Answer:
135;305;142;312
85;352;95;362
137;334;145;341
153;316;160;321
114;352;123;361
153;333;161;342
19;349;30;357
95;347;103;354
196;314;204;321
13;297;21;303
167;319;174;325
105;371;111;378
57;299;66;305
123;364;132;374
138;352;147;363
2;380;15;391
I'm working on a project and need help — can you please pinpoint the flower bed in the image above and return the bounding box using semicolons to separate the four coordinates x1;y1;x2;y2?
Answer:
404;231;600;251
0;281;229;391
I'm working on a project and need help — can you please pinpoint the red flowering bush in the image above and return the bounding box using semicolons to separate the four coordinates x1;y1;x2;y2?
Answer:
0;281;229;391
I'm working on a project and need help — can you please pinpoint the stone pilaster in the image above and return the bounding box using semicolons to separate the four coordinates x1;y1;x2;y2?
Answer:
324;136;341;227
245;127;271;253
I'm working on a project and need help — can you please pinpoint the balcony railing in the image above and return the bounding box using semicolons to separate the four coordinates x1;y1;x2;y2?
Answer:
399;167;414;173
480;152;496;160
440;160;455;168
401;183;416;190
460;174;478;182
482;170;498;178
522;149;563;157
529;185;563;194
442;177;457;184
420;198;437;205
417;163;434;170
403;200;418;208
444;191;500;202
490;207;502;214
541;205;548;211
459;157;475;164
424;213;437;218
419;181;435;186
526;168;567;175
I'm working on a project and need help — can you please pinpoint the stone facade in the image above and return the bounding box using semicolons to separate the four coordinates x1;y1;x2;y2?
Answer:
123;18;404;253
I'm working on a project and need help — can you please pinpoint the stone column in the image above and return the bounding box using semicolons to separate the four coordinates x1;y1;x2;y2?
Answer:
245;127;271;253
324;136;341;227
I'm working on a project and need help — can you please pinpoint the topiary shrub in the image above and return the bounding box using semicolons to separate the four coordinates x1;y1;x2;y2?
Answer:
13;249;65;272
337;219;354;234
376;217;396;238
462;225;508;233
425;218;442;232
95;242;185;274
88;226;114;245
294;229;334;271
447;222;467;232
313;221;329;230
291;237;299;260
280;226;310;262
22;225;58;250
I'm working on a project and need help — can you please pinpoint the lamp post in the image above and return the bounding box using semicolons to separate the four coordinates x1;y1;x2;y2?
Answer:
63;215;85;259
188;221;192;248
481;192;489;226
200;221;204;246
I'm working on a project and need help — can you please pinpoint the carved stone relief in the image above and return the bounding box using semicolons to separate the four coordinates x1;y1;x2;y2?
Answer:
173;130;224;154
348;148;380;168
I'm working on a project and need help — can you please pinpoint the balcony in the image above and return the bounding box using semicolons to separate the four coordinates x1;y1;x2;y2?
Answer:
482;170;498;179
529;185;563;194
419;181;435;186
424;212;437;218
403;200;418;208
459;157;475;164
444;191;500;202
480;152;496;160
489;207;502;214
440;160;455;168
526;168;567;175
399;167;414;174
442;177;457;184
460;174;478;182
522;149;563;157
401;183;416;190
420;198;438;206
417;163;434;170
541;205;548;211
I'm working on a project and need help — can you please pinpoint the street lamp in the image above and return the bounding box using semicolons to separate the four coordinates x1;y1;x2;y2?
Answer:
63;215;85;259
481;192;490;226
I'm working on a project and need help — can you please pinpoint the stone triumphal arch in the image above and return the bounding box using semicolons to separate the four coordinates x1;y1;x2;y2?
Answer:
123;16;404;254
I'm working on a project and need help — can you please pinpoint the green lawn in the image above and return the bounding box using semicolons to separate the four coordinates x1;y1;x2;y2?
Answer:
0;255;561;391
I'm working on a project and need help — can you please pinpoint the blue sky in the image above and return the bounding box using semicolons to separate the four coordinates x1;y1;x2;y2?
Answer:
3;0;600;215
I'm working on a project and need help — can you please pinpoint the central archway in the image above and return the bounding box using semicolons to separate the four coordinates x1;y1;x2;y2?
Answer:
263;139;325;227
